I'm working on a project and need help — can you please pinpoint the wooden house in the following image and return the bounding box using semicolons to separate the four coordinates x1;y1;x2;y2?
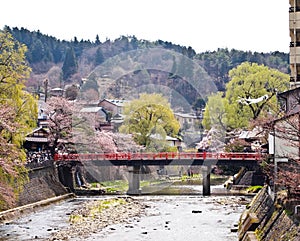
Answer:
24;127;49;151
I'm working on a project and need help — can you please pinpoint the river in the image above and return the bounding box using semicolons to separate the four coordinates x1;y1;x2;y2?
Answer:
0;186;251;241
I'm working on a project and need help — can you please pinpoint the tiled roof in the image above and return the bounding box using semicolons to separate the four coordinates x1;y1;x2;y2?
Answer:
25;137;48;142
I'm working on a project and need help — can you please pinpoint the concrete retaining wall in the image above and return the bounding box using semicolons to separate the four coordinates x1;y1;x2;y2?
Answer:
238;186;300;241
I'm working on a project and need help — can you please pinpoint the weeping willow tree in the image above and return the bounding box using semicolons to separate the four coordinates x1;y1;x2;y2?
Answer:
225;62;289;125
0;30;37;210
120;93;180;151
203;62;290;131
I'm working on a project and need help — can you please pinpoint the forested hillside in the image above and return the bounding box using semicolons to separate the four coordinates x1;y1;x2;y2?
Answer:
4;26;289;110
195;49;289;91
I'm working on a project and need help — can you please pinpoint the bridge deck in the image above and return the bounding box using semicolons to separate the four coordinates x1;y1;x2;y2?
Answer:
54;152;263;166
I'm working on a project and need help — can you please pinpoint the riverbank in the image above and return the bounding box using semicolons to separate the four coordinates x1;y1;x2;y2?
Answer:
0;193;75;224
238;186;300;241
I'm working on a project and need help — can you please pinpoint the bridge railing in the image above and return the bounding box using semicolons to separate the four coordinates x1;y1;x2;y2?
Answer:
53;152;263;162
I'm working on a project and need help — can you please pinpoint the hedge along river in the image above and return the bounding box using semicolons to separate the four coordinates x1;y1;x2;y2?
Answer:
0;185;252;241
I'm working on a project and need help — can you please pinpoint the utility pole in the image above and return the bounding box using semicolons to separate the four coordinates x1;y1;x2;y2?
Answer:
44;78;48;102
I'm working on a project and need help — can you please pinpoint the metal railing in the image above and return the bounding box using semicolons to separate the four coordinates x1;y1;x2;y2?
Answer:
54;152;263;162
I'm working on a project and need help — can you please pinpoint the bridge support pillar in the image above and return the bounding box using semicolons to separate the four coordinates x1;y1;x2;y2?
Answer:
202;165;211;196
127;165;141;195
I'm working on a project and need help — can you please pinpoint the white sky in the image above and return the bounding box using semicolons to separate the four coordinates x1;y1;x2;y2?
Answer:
1;0;290;53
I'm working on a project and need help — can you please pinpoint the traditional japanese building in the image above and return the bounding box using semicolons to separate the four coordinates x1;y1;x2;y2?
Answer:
24;127;49;151
98;99;127;116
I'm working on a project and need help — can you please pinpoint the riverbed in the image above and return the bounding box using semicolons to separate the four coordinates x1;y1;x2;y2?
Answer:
0;189;250;241
85;195;249;241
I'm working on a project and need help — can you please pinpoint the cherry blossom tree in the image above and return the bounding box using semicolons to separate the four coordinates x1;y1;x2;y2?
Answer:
45;97;74;154
92;131;143;153
46;97;143;154
262;113;300;199
0;105;27;210
113;132;144;152
72;128;143;154
93;131;117;153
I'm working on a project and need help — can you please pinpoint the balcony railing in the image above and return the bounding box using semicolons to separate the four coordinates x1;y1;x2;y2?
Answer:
291;42;299;47
290;76;300;82
290;41;300;47
289;7;300;12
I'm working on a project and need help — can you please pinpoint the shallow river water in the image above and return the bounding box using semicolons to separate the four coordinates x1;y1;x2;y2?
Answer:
0;186;251;241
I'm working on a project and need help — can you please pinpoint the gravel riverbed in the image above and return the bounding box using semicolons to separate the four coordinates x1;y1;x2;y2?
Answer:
0;193;251;241
46;195;249;241
48;197;146;240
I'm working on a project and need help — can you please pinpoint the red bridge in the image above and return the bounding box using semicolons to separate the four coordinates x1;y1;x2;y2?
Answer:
54;152;264;196
54;152;263;166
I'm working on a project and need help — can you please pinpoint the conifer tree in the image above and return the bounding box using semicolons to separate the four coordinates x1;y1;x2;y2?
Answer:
95;47;104;66
62;47;78;81
95;34;101;45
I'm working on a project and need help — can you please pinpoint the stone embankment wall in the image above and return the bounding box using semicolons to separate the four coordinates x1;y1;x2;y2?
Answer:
17;164;69;206
238;186;300;241
0;164;72;223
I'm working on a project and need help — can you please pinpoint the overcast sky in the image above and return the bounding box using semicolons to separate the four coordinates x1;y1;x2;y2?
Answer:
1;0;290;53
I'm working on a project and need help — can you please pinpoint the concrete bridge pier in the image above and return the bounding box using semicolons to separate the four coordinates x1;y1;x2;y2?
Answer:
57;164;75;191
127;165;141;195
202;165;211;196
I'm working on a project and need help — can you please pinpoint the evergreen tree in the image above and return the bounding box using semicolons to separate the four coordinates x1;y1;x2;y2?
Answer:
62;47;78;81
30;39;44;63
187;46;196;58
95;34;101;45
95;47;104;66
169;56;177;78
130;35;139;49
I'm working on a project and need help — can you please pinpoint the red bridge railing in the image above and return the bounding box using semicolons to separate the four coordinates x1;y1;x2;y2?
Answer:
54;152;263;162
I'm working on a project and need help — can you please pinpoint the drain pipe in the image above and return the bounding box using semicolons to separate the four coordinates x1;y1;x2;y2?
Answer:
295;205;300;215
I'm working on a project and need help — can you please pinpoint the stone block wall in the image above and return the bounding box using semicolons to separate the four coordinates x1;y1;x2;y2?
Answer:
17;165;69;206
238;186;300;241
